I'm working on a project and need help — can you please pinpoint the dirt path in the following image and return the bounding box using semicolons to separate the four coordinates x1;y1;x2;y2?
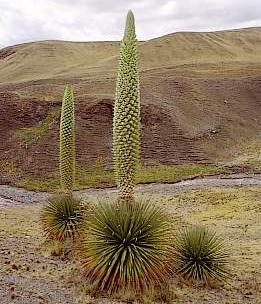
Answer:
0;173;261;206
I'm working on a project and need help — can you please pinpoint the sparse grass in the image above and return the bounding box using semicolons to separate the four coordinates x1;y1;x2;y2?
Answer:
0;187;260;303
228;135;261;170
13;108;59;147
14;164;225;192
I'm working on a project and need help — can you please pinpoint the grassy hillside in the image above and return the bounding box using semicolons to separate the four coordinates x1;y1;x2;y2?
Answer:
1;27;261;83
0;27;260;183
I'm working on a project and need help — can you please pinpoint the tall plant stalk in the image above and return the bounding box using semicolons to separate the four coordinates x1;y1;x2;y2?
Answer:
113;10;141;202
60;84;75;193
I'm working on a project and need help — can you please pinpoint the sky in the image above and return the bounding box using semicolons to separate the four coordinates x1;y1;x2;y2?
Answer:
0;0;260;47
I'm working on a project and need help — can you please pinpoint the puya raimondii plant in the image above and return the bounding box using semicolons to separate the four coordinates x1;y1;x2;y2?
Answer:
113;10;141;202
81;199;172;292
173;226;230;283
60;84;76;193
41;195;83;241
41;85;82;243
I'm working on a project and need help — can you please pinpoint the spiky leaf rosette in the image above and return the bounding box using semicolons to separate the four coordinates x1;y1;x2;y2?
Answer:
173;226;230;282
81;199;172;292
113;10;141;202
60;84;75;193
41;195;83;241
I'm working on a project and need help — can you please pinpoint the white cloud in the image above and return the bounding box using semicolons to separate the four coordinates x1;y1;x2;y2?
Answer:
0;0;260;47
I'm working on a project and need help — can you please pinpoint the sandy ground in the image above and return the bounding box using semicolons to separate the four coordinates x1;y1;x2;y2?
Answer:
0;175;260;303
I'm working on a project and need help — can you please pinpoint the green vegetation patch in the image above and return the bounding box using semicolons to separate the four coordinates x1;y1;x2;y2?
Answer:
136;163;225;184
14;164;225;192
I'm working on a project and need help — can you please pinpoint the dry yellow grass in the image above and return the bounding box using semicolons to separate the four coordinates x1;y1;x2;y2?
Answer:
1;27;261;83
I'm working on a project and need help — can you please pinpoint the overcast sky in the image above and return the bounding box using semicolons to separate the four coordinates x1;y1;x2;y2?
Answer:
0;0;260;47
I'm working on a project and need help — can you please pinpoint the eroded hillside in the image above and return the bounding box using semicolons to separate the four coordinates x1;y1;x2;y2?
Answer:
0;27;261;181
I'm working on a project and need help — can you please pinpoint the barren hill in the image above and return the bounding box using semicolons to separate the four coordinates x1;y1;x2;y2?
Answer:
0;27;261;180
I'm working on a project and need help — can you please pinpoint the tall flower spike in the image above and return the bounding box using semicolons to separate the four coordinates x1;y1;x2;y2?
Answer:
113;10;141;202
60;84;75;193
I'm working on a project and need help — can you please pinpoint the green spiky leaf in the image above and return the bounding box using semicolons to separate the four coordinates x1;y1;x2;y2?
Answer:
113;10;141;201
80;199;172;292
173;226;230;282
41;195;83;241
60;84;75;192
